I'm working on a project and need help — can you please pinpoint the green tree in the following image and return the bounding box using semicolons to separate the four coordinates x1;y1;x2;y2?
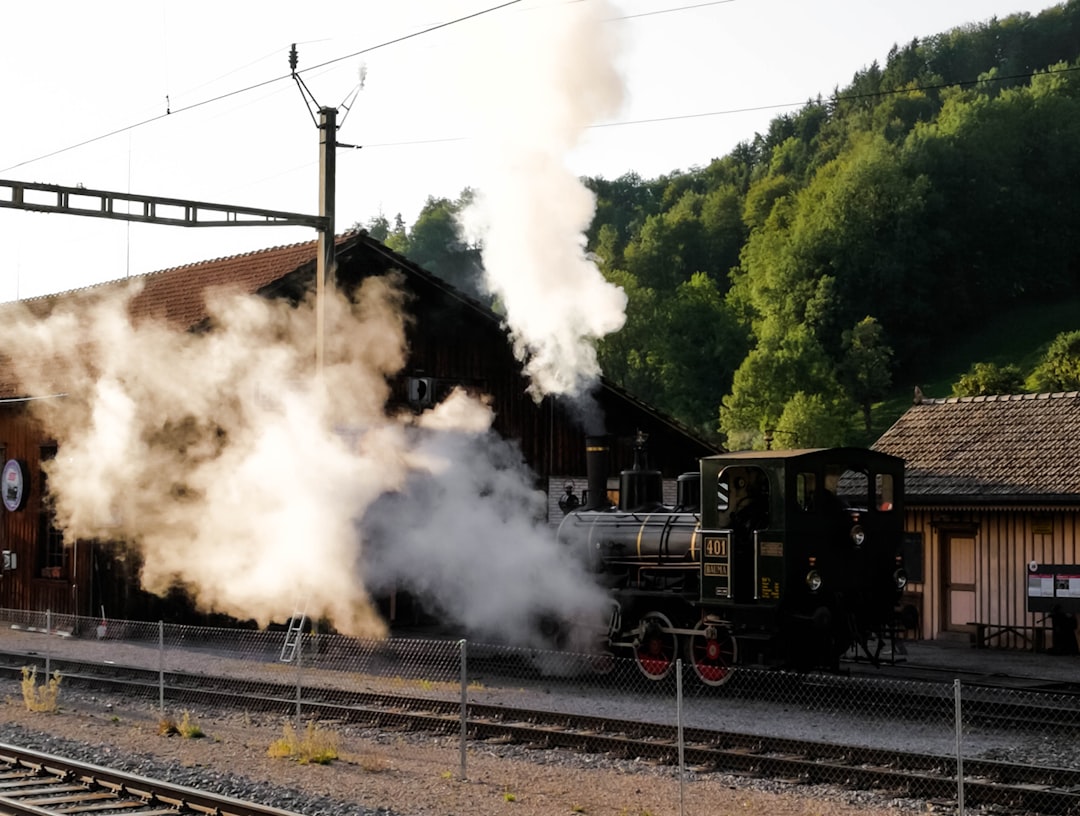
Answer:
595;269;662;400
1028;330;1080;392
840;317;894;435
360;213;407;254
951;362;1026;397
652;273;747;441
405;193;485;299
719;325;851;450
772;391;852;450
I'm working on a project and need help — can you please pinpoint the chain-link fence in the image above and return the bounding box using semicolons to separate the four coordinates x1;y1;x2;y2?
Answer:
1;607;1077;816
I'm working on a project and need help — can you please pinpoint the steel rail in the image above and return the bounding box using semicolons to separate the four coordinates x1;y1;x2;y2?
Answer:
0;743;304;816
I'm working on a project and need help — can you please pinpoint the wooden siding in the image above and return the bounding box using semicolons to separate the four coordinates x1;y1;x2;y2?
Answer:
0;402;102;618
903;507;1080;650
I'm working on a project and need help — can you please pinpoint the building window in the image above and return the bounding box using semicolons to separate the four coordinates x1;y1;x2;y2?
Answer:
38;445;65;579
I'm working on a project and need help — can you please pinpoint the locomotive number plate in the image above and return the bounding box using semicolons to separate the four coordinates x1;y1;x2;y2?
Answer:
704;537;728;557
700;533;732;602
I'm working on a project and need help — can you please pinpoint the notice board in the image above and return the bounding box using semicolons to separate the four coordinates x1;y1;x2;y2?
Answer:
1027;563;1080;613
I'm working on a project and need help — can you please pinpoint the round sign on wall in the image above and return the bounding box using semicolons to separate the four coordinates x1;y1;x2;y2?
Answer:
2;459;28;512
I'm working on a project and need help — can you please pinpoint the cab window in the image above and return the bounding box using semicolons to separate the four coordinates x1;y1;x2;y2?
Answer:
875;473;895;511
796;472;816;512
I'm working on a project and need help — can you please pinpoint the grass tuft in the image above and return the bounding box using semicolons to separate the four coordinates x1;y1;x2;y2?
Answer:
20;667;61;713
267;721;340;765
158;711;203;738
158;715;179;736
178;711;204;738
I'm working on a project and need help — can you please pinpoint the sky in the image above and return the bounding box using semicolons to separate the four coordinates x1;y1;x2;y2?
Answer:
0;0;1063;302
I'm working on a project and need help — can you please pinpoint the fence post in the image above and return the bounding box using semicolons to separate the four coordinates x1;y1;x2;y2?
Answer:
295;626;303;727
459;639;468;781
158;621;165;714
954;679;965;816
676;658;685;816
45;609;51;677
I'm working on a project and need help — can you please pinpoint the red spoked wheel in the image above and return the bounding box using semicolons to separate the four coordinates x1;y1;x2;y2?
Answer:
635;611;677;681
685;621;737;687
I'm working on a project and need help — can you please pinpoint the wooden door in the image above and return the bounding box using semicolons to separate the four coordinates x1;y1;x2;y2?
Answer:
943;533;977;632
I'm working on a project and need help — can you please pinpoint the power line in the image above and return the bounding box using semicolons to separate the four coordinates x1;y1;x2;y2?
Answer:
613;0;735;21
5;2;1075;172
363;63;1080;147
0;0;525;174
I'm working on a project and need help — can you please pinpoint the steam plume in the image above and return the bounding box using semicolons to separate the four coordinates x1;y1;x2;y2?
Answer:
458;1;628;403
5;274;607;639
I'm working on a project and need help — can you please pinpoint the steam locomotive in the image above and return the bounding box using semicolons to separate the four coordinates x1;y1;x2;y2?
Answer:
556;436;908;685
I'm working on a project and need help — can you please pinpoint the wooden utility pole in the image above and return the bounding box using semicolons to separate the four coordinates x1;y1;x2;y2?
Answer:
316;107;337;377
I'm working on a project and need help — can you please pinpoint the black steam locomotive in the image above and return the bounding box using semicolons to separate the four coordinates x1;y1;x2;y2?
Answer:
557;436;908;684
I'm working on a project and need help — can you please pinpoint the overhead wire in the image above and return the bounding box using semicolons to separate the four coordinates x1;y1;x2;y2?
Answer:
359;62;1080;148
0;0;526;174
4;0;1076;171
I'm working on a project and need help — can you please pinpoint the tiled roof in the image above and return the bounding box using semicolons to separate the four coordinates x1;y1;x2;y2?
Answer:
873;392;1080;502
0;237;343;399
9;237;330;327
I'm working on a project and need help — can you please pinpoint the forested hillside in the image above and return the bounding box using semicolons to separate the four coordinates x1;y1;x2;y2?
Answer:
366;1;1080;449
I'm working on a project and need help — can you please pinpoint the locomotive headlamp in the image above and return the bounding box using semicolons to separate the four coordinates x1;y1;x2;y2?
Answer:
893;569;908;590
806;570;823;592
850;525;865;547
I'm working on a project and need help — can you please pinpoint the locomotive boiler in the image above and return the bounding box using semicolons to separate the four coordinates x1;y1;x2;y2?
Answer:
557;436;908;685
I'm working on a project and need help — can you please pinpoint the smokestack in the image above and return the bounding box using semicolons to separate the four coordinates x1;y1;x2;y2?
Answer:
584;435;613;510
618;430;663;511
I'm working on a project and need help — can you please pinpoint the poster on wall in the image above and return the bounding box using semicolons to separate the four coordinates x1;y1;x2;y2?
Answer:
1027;563;1080;613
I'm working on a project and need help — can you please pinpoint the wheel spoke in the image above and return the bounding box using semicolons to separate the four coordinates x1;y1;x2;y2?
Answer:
686;622;737;686
634;612;676;680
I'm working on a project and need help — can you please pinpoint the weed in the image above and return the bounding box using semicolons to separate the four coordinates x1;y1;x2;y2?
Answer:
440;770;453;780
109;715;120;724
158;715;178;736
503;789;516;802
267;721;340;765
178;711;204;739
20;667;61;713
571;806;585;814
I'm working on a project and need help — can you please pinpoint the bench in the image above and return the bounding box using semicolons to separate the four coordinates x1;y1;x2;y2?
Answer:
968;622;1048;652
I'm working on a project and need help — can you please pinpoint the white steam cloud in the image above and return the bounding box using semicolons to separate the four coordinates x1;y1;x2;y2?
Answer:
6;276;608;641
458;1;628;402
0;1;635;644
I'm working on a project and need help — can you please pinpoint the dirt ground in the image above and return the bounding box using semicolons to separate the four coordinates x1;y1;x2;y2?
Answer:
0;683;930;816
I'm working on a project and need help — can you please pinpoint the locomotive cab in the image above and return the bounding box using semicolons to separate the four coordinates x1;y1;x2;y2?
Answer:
699;448;906;667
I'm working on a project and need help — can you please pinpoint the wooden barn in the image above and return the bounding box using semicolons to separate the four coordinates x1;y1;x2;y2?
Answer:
874;391;1080;652
0;231;717;624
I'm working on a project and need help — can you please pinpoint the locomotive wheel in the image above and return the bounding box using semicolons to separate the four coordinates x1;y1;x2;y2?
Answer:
634;611;677;681
685;622;737;687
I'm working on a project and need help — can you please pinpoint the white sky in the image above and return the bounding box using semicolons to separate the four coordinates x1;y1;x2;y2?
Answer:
0;0;1062;301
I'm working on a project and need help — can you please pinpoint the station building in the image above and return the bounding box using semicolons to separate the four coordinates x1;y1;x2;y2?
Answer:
875;391;1080;652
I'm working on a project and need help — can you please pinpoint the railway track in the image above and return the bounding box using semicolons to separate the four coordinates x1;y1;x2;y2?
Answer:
4;650;1080;813
0;743;302;816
